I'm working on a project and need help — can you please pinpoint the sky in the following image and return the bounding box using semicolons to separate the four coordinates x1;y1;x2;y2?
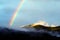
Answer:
0;0;60;28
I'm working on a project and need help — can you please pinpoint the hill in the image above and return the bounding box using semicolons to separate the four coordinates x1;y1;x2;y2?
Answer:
0;26;59;39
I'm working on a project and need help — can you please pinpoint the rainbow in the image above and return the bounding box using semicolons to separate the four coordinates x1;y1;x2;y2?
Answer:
9;0;25;27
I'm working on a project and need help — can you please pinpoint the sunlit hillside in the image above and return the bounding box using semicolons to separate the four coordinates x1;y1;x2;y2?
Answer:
22;21;60;31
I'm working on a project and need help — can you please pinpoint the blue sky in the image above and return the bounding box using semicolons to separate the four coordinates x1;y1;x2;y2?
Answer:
0;0;60;28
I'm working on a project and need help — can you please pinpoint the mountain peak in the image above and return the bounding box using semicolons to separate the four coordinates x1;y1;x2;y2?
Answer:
32;20;57;27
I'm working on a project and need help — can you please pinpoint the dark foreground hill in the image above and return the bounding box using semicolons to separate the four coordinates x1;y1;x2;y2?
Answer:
0;26;59;40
